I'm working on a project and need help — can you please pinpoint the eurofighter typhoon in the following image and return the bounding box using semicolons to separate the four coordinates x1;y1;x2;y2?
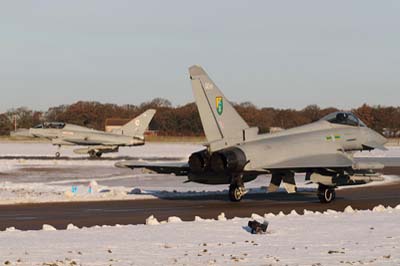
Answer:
30;109;156;158
116;66;387;203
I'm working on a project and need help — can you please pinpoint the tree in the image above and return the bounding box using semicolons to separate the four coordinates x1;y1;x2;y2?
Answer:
302;105;321;122
353;104;374;127
1;100;399;137
0;114;12;135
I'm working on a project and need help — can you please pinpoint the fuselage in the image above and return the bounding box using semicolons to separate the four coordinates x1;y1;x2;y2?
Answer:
238;120;386;171
187;113;387;185
29;124;144;147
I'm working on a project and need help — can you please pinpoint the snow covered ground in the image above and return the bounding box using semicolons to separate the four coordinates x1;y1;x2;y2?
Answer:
0;142;202;159
0;143;399;265
0;143;399;205
1;205;399;266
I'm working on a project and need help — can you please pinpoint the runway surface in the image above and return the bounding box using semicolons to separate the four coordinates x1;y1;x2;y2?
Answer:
1;177;399;231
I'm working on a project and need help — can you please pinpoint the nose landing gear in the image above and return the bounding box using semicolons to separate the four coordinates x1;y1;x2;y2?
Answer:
55;145;61;158
89;150;103;159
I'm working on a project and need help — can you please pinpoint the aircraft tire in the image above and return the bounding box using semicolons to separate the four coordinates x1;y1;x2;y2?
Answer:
317;185;336;203
229;184;244;202
88;150;97;159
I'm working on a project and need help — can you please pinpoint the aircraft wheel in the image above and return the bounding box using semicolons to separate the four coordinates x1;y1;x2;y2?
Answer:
96;152;102;158
55;152;61;158
89;150;97;159
317;185;336;203
229;184;245;202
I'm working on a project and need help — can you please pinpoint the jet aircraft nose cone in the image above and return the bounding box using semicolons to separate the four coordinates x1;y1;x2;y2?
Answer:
369;128;387;144
368;129;388;147
376;132;388;145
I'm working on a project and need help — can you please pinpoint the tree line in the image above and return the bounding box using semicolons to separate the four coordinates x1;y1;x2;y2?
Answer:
1;98;399;137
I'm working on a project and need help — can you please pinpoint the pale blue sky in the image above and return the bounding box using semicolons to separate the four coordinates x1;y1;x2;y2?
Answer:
1;1;399;112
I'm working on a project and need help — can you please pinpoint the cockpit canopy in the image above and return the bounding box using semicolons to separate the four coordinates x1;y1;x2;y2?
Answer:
33;122;66;129
321;112;366;127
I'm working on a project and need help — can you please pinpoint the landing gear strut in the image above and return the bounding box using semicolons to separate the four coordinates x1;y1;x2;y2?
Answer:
317;185;336;203
89;150;102;159
229;174;247;202
55;145;61;158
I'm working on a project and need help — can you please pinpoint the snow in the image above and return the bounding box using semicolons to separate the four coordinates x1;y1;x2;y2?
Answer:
146;215;160;226
372;205;387;212
0;142;202;158
66;224;79;230
344;205;355;213
42;224;57;231
0;142;398;205
0;206;399;265
217;212;227;221
0;170;395;205
167;216;183;223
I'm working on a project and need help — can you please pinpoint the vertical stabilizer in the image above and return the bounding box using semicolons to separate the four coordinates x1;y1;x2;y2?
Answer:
189;65;256;150
119;109;156;138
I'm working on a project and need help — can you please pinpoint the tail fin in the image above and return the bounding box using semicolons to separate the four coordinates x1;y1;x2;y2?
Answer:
189;65;258;151
119;109;156;138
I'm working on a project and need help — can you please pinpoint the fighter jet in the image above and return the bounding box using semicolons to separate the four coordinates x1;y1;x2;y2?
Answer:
30;109;156;158
116;66;387;203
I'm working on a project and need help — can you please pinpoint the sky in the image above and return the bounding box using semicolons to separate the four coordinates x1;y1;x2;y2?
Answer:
0;1;399;112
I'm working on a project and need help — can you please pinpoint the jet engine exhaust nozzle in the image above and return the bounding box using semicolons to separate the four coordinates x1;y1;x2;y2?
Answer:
210;147;247;173
188;150;210;173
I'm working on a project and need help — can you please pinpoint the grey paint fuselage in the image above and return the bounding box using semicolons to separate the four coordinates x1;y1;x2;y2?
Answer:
30;124;144;146
236;120;386;171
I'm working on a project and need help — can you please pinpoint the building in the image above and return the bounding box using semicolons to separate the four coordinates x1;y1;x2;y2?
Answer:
104;118;131;133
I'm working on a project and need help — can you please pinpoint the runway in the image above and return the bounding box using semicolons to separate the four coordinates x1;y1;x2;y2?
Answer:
1;179;399;231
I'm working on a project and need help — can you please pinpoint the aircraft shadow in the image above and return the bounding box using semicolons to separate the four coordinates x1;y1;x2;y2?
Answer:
135;189;336;203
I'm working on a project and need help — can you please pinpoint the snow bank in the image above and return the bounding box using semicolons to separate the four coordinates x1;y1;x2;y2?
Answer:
145;215;160;225
344;205;356;213
373;204;387;212
167;216;183;223
42;224;57;231
217;212;227;221
66;224;79;230
1;205;400;266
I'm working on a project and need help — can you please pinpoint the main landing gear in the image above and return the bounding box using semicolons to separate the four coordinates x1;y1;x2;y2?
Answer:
55;145;61;158
88;150;102;159
229;174;247;202
317;184;336;203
